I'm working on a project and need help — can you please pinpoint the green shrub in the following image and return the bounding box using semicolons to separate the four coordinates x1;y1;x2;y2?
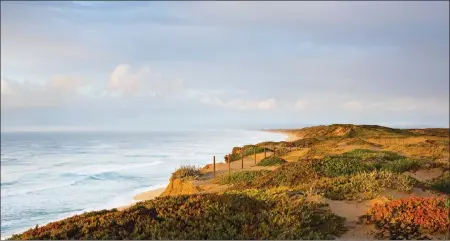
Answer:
379;158;421;173
345;138;381;147
309;171;415;201
170;165;202;180
312;156;374;177
234;161;319;190
427;171;450;194
257;156;287;166
11;191;347;240
230;145;267;161
332;149;423;173
291;138;319;148
342;149;405;162
275;148;290;156
214;170;271;185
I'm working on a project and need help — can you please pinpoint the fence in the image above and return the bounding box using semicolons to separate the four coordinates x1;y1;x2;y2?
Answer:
211;143;312;178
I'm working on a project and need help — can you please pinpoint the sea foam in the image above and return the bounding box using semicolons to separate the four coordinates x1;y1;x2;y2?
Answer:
1;130;285;238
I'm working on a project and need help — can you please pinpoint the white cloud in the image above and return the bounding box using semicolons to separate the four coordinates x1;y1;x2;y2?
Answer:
341;101;364;111
201;96;276;110
1;78;13;95
294;99;310;110
108;64;184;97
1;75;83;109
49;75;83;93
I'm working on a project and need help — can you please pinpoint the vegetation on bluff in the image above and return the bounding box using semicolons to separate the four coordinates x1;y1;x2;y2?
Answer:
311;149;425;177
10;124;450;240
11;191;347;240
257;156;287;166
170;165;202;180
214;170;271;185
229;145;267;162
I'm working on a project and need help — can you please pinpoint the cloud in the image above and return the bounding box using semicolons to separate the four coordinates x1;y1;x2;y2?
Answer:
341;101;363;111
340;97;449;114
201;96;276;110
108;64;184;97
71;1;94;7
294;99;310;111
49;75;83;93
1;75;83;109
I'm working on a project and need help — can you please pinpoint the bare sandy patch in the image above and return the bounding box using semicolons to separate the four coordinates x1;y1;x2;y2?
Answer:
406;168;444;182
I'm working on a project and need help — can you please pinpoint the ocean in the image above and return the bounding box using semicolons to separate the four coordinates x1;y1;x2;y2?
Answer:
0;130;285;239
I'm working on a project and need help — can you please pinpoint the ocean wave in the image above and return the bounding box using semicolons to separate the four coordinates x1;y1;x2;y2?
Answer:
1;181;18;187
0;157;17;162
68;172;140;186
1;130;286;238
123;154;168;158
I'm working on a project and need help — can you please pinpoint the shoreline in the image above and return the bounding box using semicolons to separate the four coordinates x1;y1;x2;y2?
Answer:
117;187;166;211
264;130;300;142
119;130;297;211
2;129;290;239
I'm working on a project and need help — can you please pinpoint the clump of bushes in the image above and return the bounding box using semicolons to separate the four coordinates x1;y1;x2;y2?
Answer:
360;197;450;239
303;148;329;159
214;170;271;185
229;145;267;162
242;161;320;189
257;156;287;166
312;156;374;177
342;149;405;162
379;158;421;173
170;165;202;180
275;148;290;156
291;138;319;148
324;149;424;174
307;171;415;201
11;191;347;240
427;171;450;194
345;138;382;147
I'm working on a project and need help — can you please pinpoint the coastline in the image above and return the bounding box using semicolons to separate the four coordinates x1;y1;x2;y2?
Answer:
117;187;166;211
2;129;290;239
264;130;300;142
119;130;298;211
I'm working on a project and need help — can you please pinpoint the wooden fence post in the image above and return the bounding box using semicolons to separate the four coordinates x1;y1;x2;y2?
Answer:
254;148;256;164
241;152;244;169
273;147;276;157
228;154;231;179
213;156;216;178
264;147;267;158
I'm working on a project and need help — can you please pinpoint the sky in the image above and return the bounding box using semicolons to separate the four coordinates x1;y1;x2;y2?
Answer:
1;1;449;131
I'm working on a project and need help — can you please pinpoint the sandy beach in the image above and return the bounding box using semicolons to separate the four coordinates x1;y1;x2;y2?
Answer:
118;130;298;211
117;187;166;211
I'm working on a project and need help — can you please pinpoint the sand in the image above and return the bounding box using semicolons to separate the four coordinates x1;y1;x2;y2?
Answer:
406;168;444;182
134;187;166;201
117;187;166;211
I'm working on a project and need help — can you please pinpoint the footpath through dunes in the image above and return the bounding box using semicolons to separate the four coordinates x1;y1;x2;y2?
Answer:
10;124;450;240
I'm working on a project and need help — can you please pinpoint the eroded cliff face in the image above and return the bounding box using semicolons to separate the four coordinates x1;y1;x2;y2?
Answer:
161;178;201;197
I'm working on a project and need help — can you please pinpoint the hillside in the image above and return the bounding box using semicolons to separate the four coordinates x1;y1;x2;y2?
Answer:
269;124;448;139
10;124;450;240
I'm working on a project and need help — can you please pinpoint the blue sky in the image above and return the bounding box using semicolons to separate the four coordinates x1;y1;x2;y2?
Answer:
1;1;449;131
